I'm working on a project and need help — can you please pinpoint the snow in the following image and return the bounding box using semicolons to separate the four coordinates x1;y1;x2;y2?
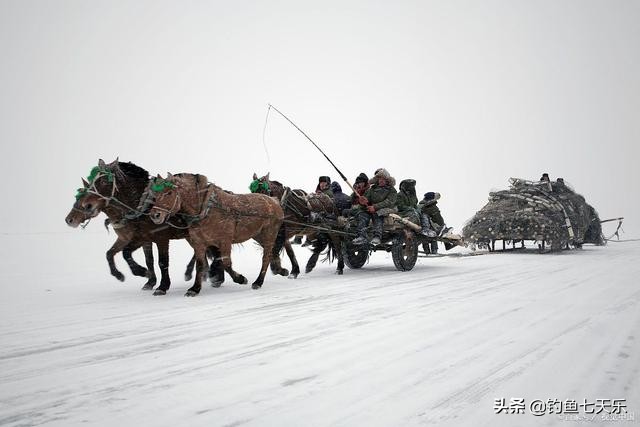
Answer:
1;231;639;426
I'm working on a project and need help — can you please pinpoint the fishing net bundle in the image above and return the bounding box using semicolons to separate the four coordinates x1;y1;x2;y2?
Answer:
463;178;604;249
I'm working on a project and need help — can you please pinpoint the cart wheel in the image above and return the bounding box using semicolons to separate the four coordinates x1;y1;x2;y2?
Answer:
343;243;369;269
392;231;418;271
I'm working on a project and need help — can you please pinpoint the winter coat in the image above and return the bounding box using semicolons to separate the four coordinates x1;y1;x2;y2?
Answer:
397;179;418;215
315;186;334;198
419;199;444;226
331;182;351;215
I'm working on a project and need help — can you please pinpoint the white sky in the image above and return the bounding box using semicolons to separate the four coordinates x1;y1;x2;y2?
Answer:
1;0;638;236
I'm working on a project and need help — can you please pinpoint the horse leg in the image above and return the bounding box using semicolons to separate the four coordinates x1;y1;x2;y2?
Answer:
141;243;157;290
218;242;247;285
208;246;225;288
304;239;326;274
185;244;207;297
253;242;273;289
283;240;299;278
331;234;345;275
184;254;196;281
269;226;290;277
123;243;148;277
153;240;171;295
106;238;130;282
256;222;288;288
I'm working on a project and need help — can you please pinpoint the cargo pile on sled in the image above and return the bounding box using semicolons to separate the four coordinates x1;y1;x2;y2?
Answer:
463;178;604;252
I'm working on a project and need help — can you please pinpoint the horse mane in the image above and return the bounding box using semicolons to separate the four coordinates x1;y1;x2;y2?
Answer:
115;161;150;181
173;173;210;189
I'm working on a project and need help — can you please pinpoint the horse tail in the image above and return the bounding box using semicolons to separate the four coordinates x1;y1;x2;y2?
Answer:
320;234;336;264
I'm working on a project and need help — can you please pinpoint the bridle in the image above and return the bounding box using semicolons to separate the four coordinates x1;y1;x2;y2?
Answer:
150;190;181;218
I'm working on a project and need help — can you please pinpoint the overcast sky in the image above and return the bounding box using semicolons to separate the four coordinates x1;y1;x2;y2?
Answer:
1;0;638;237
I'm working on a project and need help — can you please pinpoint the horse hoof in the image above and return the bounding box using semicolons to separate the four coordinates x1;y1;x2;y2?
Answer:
141;283;155;291
153;289;166;296
252;283;262;290
279;269;289;277
114;272;125;282
132;267;148;277
184;274;192;282
288;273;299;279
235;276;248;285
336;270;344;275
305;267;313;274
184;290;199;297
210;280;223;288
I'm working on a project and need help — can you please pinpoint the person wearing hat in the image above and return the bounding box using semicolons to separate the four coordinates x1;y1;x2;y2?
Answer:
351;168;398;246
315;176;333;197
398;179;437;238
540;173;550;182
350;173;370;205
418;192;447;253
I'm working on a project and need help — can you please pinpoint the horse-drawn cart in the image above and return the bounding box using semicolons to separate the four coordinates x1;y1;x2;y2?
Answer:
338;213;463;272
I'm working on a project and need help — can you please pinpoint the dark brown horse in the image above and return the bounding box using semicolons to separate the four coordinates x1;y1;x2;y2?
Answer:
250;173;345;275
149;173;286;296
69;159;190;295
65;196;154;284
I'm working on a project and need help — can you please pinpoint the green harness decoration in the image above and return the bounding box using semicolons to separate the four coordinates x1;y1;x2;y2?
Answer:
75;166;115;200
87;166;114;184
151;178;176;193
249;179;269;194
75;188;87;200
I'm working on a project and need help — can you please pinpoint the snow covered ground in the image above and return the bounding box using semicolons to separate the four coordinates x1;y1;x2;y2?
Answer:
1;231;639;427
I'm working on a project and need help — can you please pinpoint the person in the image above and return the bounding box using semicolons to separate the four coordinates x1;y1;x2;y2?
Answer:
351;168;398;246
418;192;447;253
341;173;369;218
540;173;550;182
331;181;351;215
315;176;333;197
397;179;437;237
350;173;369;202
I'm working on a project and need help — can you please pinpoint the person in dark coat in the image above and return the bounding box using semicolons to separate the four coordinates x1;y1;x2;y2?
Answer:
418;191;447;253
331;181;351;215
398;179;436;237
315;176;333;197
352;168;398;246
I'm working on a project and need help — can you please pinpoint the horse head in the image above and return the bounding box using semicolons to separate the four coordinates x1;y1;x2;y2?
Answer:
249;172;271;195
75;159;121;215
65;178;94;228
148;173;181;225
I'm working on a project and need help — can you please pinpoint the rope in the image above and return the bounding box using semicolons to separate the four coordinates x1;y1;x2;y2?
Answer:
282;218;357;237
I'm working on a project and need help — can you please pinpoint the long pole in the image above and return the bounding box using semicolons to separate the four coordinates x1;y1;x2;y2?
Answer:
267;104;356;194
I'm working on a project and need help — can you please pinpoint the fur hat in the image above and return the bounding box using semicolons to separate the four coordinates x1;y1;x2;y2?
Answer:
318;176;331;184
330;181;342;193
399;179;416;191
423;192;441;201
369;168;396;187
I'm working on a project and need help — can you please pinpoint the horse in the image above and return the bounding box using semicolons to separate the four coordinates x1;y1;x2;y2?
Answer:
250;173;345;275
65;196;154;283
148;173;286;296
70;159;190;295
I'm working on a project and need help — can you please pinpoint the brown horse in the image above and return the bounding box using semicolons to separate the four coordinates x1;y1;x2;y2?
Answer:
70;159;190;295
250;173;345;275
149;173;286;296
